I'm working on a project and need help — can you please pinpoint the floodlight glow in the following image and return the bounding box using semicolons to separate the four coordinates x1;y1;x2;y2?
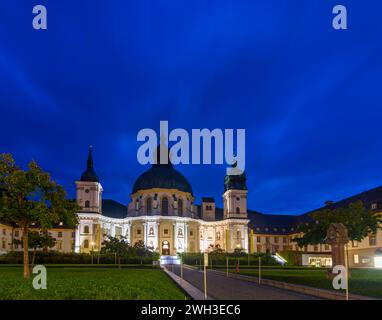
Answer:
375;256;382;268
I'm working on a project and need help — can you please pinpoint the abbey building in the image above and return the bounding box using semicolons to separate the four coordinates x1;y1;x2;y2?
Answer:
1;147;381;268
74;146;249;256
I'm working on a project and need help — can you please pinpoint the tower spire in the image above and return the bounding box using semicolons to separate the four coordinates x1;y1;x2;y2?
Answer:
87;145;94;169
80;145;99;182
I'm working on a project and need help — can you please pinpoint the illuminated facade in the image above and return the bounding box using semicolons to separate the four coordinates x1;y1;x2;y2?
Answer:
1;147;381;268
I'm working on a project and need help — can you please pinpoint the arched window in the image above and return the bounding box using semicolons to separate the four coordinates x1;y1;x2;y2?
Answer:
83;239;89;249
84;226;89;234
178;199;183;217
162;197;169;215
236;207;240;214
85;200;90;208
146;197;152;215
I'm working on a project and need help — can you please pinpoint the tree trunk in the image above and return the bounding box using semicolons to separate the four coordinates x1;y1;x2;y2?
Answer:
23;227;30;279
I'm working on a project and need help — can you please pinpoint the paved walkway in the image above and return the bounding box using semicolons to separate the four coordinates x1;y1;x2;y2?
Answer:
166;265;318;300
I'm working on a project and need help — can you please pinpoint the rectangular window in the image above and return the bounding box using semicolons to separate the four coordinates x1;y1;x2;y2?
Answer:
371;203;378;210
71;232;75;238
256;236;261;243
353;254;359;264
2;229;5;236
274;237;279;243
283;237;287;244
58;232;63;238
325;244;330;251
190;230;193;236
256;245;262;253
164;229;169;235
352;241;358;247
15;230;19;237
137;229;141;235
369;235;377;246
57;240;63;250
2;240;5;249
314;245;318;252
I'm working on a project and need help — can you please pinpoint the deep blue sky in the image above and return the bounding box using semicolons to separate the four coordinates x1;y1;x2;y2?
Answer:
1;1;382;215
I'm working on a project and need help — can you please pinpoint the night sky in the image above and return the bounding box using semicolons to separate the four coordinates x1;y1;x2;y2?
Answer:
1;1;382;215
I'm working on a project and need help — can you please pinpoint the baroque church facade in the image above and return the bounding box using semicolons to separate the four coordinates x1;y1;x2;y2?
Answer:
75;147;249;256
1;147;381;268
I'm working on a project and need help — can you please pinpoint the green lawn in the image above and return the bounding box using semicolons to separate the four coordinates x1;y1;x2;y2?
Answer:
0;266;187;300
211;265;382;299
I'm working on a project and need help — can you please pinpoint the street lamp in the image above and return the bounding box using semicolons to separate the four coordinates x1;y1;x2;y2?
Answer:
90;241;95;264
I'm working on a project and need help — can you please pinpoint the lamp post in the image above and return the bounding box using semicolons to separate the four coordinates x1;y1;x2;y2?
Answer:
90;241;95;265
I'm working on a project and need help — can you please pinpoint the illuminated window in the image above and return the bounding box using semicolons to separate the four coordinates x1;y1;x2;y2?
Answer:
83;240;89;249
354;254;359;264
371;203;378;210
352;240;358;247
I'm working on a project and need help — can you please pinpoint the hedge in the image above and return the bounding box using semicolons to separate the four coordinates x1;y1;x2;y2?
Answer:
0;251;159;265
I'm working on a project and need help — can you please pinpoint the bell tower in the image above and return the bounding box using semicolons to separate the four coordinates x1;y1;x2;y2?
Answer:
76;146;103;213
223;164;248;219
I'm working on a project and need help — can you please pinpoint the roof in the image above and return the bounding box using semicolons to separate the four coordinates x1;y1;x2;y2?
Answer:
303;185;382;215
102;199;127;219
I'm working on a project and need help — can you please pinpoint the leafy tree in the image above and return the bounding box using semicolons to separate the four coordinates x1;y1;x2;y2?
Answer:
101;236;131;268
294;201;382;247
13;231;56;271
208;244;224;254
0;153;79;278
133;240;151;264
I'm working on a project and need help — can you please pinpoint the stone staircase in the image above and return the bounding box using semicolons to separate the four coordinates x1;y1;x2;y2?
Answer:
160;255;181;265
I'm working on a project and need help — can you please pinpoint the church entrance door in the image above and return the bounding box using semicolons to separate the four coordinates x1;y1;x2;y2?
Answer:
162;240;170;255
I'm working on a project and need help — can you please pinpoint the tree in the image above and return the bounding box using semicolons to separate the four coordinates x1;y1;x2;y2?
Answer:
133;240;151;264
101;236;130;268
13;231;56;271
0;153;79;279
294;201;382;247
208;244;224;254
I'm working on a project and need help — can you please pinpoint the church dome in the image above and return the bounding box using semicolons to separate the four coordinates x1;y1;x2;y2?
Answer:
132;145;193;195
